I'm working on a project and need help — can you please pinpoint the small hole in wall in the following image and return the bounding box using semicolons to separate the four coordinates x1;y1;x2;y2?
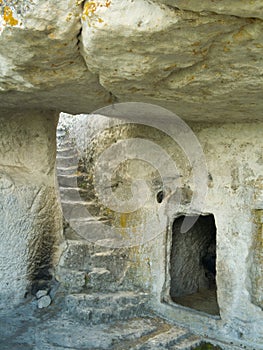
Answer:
157;190;164;203
170;214;220;316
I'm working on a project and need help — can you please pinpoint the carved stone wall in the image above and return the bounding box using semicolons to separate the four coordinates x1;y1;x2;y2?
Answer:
0;110;63;307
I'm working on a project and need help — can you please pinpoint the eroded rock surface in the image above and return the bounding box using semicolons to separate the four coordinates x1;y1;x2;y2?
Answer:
0;111;63;308
0;0;262;121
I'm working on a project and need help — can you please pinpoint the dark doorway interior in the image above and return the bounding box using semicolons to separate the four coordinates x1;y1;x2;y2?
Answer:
170;215;219;316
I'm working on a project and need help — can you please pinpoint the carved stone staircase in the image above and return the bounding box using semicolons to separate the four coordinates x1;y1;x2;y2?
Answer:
55;121;207;350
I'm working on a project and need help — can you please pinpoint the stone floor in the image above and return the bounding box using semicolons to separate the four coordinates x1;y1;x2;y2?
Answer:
0;295;225;350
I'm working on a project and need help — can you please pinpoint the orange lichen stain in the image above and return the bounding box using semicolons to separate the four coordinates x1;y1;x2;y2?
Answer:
120;212;127;228
66;13;73;22
105;0;111;7
233;28;251;42
3;6;18;26
48;33;56;39
83;1;98;17
191;41;201;47
119;213;129;238
163;63;177;71
192;49;199;55
223;46;230;52
202;64;207;69
82;0;111;22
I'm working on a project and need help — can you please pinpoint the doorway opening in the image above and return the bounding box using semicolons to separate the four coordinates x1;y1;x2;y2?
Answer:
170;214;219;316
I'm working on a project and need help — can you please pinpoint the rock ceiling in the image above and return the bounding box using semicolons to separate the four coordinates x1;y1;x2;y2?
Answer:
0;0;262;121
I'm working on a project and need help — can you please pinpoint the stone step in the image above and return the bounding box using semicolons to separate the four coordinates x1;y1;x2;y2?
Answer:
90;249;129;280
60;239;114;260
170;334;202;349
56;155;79;168
131;327;201;350
57;166;78;175
57;154;78;160
57;174;78;187
58;240;93;270
57;148;78;157
56;268;87;293
66;291;149;309
87;267;114;292
61;200;92;219
59;187;89;201
65;291;149;325
57;140;76;148
66;221;113;243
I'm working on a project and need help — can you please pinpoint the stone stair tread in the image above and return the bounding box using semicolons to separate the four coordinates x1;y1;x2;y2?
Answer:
68;217;101;223
61;199;91;205
89;267;111;274
57;175;78;187
60;187;88;192
132;326;191;349
57;165;77;170
58;139;76;149
60;188;89;201
66;291;149;309
87;268;113;290
58;174;78;178
73;304;140;324
91;251;114;257
57;166;77;176
57;159;78;168
65;291;149;325
63;219;108;242
57;146;74;151
57;150;77;157
57;152;78;159
170;334;201;349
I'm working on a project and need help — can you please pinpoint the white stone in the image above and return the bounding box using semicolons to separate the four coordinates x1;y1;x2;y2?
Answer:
36;290;48;299
37;295;52;309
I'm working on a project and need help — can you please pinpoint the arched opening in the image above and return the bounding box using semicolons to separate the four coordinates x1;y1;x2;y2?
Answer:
170;214;219;316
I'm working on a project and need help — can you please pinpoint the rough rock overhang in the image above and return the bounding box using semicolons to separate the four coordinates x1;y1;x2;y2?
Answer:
0;0;262;122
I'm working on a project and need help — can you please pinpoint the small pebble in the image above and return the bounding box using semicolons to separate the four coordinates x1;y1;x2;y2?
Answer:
36;290;48;299
37;295;51;309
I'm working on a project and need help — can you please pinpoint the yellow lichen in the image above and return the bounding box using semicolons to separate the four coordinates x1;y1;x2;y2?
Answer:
83;1;98;17
119;213;129;238
105;0;111;7
66;12;73;22
3;6;18;26
120;212;127;229
82;0;111;24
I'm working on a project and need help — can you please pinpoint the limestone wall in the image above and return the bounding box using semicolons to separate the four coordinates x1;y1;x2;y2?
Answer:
57;112;263;349
0;1;263;122
0;110;63;308
148;121;263;347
